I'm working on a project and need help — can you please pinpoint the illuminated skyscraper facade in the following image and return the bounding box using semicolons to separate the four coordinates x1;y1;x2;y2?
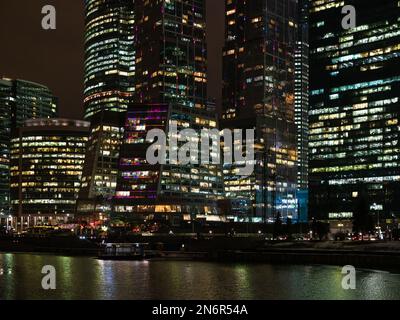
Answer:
295;0;309;222
309;0;400;220
113;0;223;224
10;119;89;229
114;103;223;224
221;0;298;222
84;0;135;119
0;78;57;221
0;81;11;221
133;0;207;108
77;110;125;223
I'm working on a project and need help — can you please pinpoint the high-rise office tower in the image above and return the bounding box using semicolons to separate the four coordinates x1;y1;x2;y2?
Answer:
10;119;89;230
77;110;125;223
114;103;223;224
295;0;309;222
221;0;298;222
84;0;135;119
81;0;135;222
0;81;11;223
133;0;207;108
0;79;57;128
0;78;57;222
309;0;400;221
80;111;125;200
113;0;223;225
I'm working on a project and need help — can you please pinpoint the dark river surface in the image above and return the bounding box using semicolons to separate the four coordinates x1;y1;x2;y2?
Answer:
0;253;399;300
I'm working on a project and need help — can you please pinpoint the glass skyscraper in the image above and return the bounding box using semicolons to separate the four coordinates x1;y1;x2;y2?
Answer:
0;80;12;220
0;78;57;220
84;0;135;119
309;0;400;221
77;110;125;224
221;0;298;222
114;103;223;224
81;0;136;223
295;0;309;222
113;0;223;225
133;0;207;108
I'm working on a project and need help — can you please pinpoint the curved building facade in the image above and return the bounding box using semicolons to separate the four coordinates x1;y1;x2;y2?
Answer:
10;119;89;229
84;0;135;119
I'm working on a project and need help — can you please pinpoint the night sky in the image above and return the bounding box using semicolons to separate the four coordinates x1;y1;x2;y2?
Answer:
0;0;225;120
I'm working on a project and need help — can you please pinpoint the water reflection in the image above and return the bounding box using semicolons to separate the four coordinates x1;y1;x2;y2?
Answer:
0;253;399;300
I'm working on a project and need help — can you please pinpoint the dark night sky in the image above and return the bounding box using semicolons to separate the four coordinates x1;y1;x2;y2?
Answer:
0;0;225;120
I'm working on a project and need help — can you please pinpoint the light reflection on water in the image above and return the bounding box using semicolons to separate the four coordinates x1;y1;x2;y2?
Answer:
0;253;399;300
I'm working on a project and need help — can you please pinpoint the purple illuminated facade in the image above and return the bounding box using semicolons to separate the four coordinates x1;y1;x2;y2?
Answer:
113;103;223;224
115;104;169;203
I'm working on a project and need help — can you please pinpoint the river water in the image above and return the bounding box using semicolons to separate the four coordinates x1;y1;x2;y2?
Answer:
0;253;399;300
